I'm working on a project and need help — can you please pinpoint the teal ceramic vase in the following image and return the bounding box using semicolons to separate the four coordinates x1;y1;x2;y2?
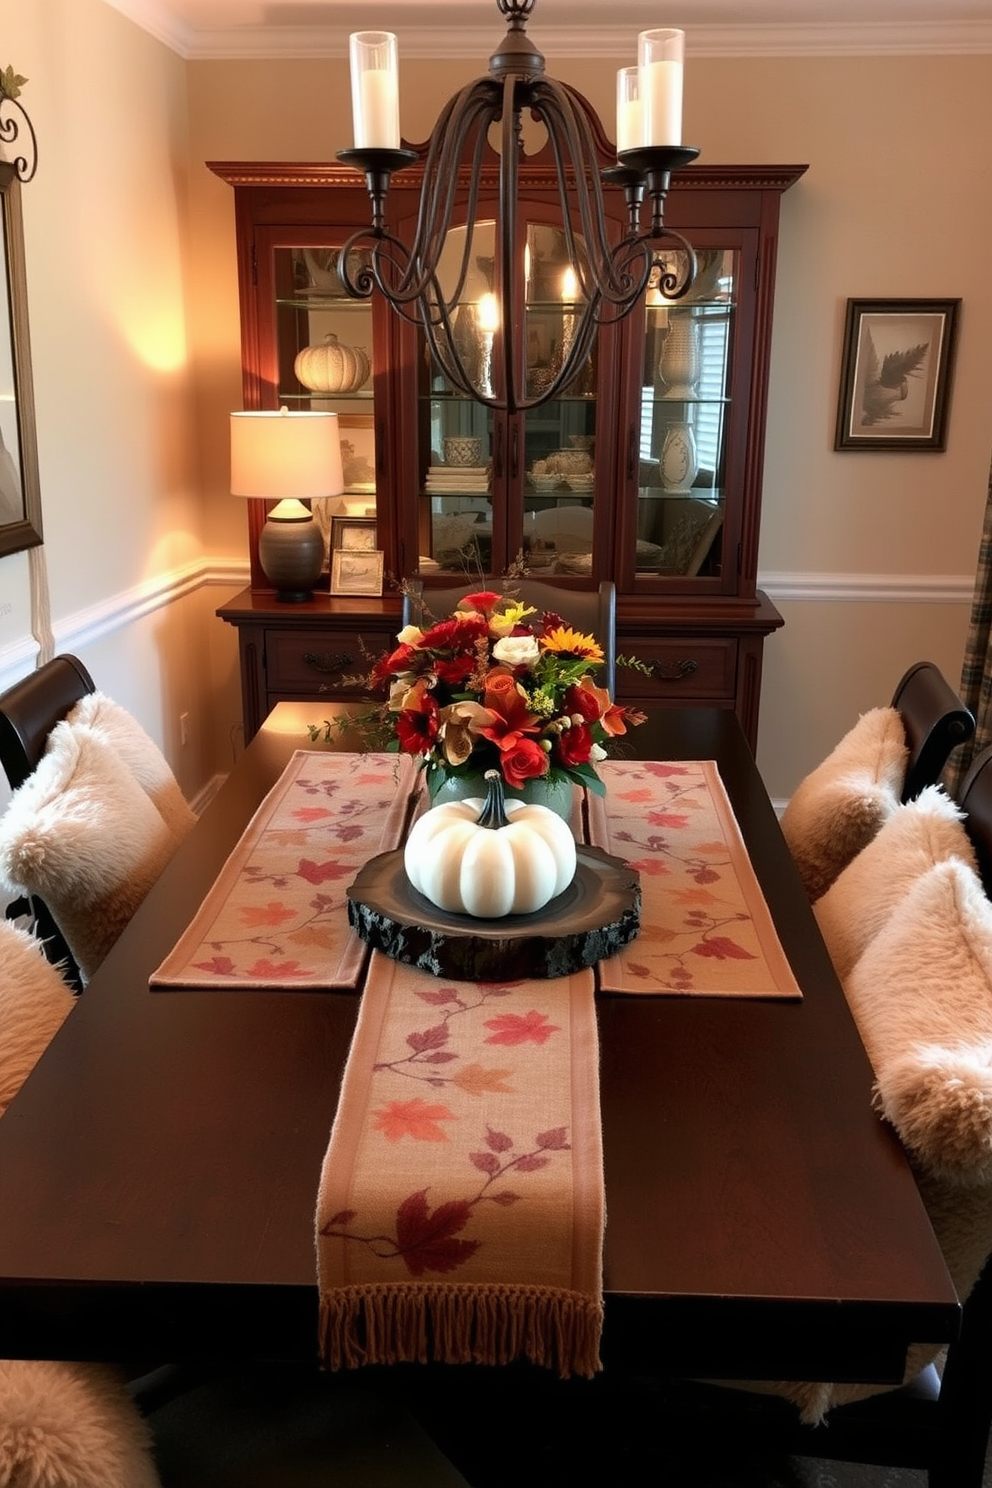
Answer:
430;771;575;821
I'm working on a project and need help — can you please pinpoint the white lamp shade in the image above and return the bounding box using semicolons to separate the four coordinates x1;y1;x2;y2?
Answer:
230;410;345;500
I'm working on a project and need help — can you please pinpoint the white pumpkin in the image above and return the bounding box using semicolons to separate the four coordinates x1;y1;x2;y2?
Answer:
404;771;577;919
293;333;370;394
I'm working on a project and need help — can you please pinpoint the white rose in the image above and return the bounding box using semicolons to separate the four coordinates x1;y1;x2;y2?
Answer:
492;634;540;668
590;742;608;762
395;624;423;646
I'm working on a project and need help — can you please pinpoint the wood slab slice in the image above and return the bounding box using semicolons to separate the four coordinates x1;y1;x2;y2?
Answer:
347;846;640;980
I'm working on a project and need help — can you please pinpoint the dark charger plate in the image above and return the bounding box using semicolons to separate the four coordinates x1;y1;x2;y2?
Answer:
347;846;641;981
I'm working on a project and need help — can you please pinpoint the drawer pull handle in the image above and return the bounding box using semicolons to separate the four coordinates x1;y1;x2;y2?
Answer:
650;658;698;682
302;650;354;675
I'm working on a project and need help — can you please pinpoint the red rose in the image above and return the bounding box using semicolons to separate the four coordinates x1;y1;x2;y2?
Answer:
433;654;477;687
556;722;594;767
564;682;603;723
420;615;489;651
501;738;549;787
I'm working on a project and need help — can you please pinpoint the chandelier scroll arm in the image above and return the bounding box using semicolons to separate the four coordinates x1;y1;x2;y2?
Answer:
0;69;37;183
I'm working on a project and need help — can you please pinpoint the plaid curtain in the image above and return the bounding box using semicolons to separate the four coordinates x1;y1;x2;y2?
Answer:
945;452;992;795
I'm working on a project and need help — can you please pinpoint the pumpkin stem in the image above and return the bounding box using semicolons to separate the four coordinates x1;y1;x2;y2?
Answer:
477;769;510;829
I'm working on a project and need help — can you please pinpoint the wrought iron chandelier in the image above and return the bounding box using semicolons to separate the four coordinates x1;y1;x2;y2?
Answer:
335;0;699;413
0;64;37;182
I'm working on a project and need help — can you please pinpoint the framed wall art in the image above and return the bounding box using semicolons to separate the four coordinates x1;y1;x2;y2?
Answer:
330;547;384;597
835;298;960;451
0;163;43;557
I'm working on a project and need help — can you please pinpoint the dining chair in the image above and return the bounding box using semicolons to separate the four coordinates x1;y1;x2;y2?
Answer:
955;741;992;895
0;721;178;986
0;652;96;792
586;852;992;1488
0;653;96;987
891;659;975;802
402;577;617;696
0;918;75;1117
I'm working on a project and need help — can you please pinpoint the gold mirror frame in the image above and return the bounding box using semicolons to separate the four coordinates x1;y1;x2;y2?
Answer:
0;160;42;557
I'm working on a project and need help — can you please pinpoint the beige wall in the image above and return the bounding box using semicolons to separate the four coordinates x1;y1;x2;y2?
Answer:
1;9;989;808
187;46;991;799
0;0;229;805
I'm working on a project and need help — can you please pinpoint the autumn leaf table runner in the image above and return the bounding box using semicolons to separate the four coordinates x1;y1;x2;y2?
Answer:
151;751;801;1001
150;748;800;1377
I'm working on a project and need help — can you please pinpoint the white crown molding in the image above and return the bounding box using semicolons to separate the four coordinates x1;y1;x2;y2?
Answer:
101;3;992;60
102;0;197;55
759;572;973;604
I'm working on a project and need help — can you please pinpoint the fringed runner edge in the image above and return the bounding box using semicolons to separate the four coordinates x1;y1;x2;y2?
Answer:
318;1282;603;1378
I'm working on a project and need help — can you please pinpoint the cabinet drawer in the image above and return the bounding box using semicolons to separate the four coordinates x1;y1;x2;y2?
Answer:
619;637;738;701
265;629;385;694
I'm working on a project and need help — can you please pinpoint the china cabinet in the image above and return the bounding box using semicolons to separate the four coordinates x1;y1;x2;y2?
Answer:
211;152;806;746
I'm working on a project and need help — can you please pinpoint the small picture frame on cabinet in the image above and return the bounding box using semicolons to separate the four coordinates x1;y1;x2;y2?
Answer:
835;298;960;451
330;515;377;553
330;548;384;597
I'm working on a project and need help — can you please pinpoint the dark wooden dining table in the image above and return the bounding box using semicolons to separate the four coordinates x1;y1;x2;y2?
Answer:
0;702;959;1386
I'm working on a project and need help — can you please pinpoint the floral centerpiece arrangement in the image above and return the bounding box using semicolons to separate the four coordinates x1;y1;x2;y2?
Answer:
312;588;645;800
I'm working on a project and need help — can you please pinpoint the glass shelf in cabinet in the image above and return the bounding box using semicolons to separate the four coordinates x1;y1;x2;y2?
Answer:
276;294;375;311
279;390;376;403
652;397;730;410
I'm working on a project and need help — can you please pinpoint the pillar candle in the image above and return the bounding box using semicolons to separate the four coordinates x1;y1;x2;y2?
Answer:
637;29;684;147
616;67;642;153
349;32;400;150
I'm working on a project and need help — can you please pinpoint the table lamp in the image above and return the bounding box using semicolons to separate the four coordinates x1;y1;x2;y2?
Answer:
230;408;345;601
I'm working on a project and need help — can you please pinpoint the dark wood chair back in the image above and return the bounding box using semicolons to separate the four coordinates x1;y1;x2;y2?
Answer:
956;741;992;896
0;653;96;792
0;654;96;991
891;660;974;802
402;580;617;696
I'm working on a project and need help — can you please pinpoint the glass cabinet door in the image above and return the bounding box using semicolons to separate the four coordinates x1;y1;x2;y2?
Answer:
415;219;496;576
521;222;598;581
413;218;605;581
634;246;736;584
257;234;381;573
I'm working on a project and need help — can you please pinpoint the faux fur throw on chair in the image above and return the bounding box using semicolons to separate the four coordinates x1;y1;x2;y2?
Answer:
814;785;978;982
0;1360;161;1488
67;692;197;842
780;707;908;902
779;856;992;1424
0;723;177;984
0;921;75;1117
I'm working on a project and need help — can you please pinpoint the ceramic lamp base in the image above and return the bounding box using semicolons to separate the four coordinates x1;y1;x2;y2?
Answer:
259;512;325;602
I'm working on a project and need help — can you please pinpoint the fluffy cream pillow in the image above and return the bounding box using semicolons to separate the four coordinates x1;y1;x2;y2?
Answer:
780;707;909;903
777;857;992;1423
68;692;197;842
814;786;977;982
0;1360;161;1488
848;858;992;1181
0;723;177;984
0;922;75;1117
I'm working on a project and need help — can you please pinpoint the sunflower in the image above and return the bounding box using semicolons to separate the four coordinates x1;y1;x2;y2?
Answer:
538;626;605;666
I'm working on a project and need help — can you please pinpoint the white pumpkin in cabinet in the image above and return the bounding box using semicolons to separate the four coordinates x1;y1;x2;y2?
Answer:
294;333;371;394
